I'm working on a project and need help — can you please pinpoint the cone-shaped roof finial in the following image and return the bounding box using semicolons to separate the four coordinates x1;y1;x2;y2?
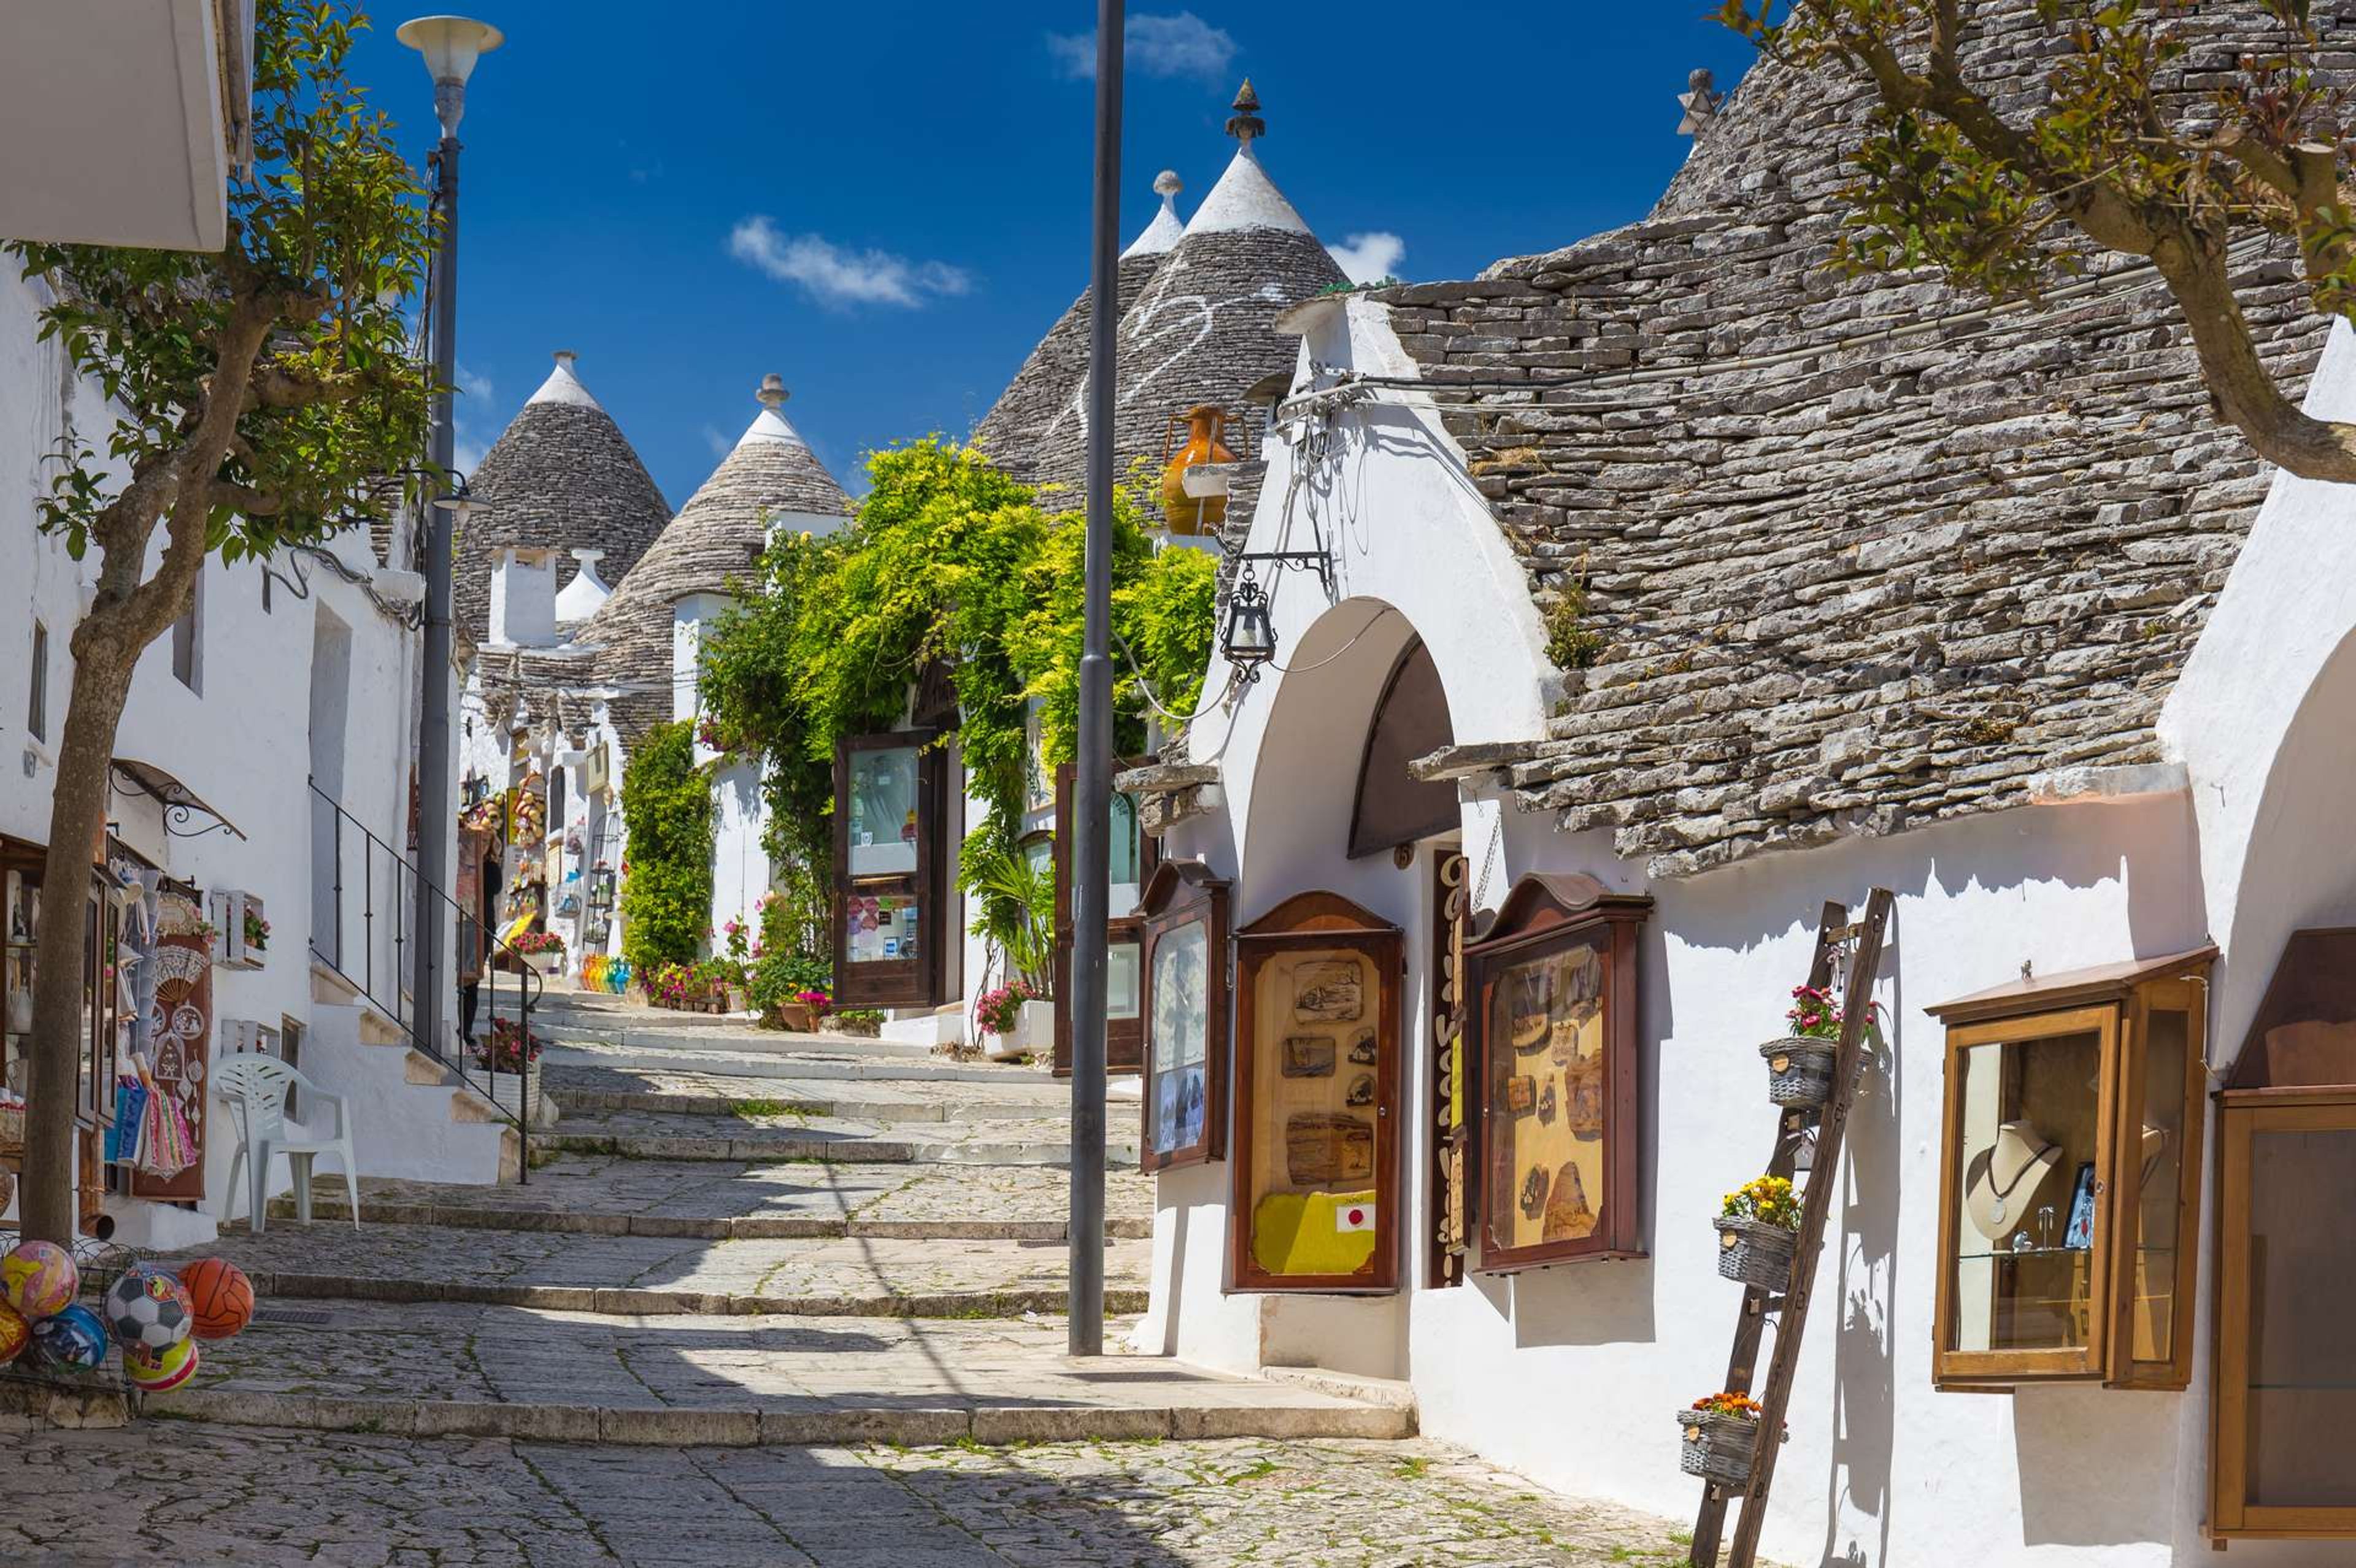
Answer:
757;373;789;410
1226;79;1264;147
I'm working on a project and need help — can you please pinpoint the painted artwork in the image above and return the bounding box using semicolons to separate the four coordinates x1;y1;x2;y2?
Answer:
1485;935;1608;1258
1292;961;1363;1023
1148;921;1209;1158
131;893;209;1202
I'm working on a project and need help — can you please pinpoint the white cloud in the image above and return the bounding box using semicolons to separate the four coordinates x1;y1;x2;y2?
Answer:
455;363;494;402
454;437;488;475
727;218;972;309
703;425;733;458
1327;231;1405;285
1047;11;1236;82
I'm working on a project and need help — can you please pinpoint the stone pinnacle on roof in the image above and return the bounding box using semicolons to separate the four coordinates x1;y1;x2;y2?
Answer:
1225;79;1264;148
757;372;788;409
1122;171;1186;259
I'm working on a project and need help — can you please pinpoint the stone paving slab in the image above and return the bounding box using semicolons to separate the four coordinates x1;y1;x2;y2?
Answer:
152;1302;1407;1447
264;1159;1156;1240
0;1426;1747;1566
545;1036;1032;1085
547;1062;1076;1121
540;1109;1134;1167
164;1222;1151;1317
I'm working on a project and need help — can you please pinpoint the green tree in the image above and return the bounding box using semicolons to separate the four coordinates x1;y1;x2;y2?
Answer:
618;720;716;976
6;0;433;1242
1718;1;2356;481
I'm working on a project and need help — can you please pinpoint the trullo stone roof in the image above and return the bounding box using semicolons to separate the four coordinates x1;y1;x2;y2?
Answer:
582;375;852;744
458;351;673;648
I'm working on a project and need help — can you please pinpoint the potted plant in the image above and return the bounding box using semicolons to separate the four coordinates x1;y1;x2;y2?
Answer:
1677;1392;1768;1491
1759;984;1844;1107
1714;1175;1803;1289
973;980;1037;1062
471;1017;547;1125
242;907;271;964
509;929;565;977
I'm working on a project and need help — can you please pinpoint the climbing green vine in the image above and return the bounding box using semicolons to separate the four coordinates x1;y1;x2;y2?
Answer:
617;719;715;975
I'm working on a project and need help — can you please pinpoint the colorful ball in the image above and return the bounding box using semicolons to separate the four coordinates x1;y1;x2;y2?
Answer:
30;1303;107;1371
179;1258;255;1340
104;1266;192;1353
0;1299;28;1365
1;1240;77;1320
123;1335;199;1393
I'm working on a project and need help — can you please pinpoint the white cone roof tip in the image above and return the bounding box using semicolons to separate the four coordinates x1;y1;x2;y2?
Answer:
1122;171;1187;259
1184;145;1312;237
553;547;611;624
739;373;810;450
527;348;604;410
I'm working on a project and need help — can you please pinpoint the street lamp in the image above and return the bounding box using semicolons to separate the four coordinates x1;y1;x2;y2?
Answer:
1221;567;1277;682
399;15;501;1066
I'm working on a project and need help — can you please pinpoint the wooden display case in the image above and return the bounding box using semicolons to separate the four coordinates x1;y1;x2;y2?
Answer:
1228;891;1401;1294
2208;928;2356;1542
831;730;951;1010
1137;860;1230;1173
1464;874;1650;1270
1926;947;2211;1390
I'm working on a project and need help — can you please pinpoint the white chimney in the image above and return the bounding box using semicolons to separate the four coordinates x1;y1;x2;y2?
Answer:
554;547;610;628
488;545;558;647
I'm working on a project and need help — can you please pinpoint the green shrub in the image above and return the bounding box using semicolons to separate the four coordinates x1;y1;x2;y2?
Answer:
618;720;714;977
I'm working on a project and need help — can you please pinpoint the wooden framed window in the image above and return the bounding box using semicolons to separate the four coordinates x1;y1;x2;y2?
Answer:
1229;890;1401;1295
1050;763;1157;1077
1137;860;1230;1173
1464;874;1651;1271
830;730;950;1010
1926;947;2211;1389
2208;928;2356;1541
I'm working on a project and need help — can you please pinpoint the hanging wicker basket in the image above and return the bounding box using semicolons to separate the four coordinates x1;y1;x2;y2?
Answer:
1714;1215;1800;1290
1677;1409;1762;1491
1758;1037;1838;1107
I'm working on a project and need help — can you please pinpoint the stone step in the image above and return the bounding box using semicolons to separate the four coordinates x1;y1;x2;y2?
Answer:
536;1128;1136;1169
155;1301;1413;1449
167;1221;1153;1320
550;1084;1070;1124
264;1192;1152;1243
541;1040;1043;1086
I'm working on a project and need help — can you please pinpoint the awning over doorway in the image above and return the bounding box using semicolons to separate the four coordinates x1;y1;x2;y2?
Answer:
110;758;246;842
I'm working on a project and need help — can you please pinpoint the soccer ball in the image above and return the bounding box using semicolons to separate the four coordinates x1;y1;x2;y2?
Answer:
104;1266;193;1354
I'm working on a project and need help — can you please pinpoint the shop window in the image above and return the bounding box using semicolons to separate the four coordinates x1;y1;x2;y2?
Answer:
1463;874;1652;1270
1926;947;2211;1390
830;731;950;1009
2209;929;2356;1542
1230;891;1403;1294
1051;764;1157;1077
1138;861;1230;1172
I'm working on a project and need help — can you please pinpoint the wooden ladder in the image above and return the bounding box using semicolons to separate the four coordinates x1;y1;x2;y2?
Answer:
1688;888;1894;1568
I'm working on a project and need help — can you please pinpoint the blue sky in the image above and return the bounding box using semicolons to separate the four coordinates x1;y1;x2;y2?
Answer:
348;4;1755;503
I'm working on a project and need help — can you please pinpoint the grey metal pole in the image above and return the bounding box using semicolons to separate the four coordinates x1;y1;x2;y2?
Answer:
1068;0;1123;1358
414;128;460;1061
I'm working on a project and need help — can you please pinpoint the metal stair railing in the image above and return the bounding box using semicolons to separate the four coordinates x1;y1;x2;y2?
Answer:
307;776;536;1181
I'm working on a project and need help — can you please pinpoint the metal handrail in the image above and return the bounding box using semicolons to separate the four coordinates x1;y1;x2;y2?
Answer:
306;776;536;1181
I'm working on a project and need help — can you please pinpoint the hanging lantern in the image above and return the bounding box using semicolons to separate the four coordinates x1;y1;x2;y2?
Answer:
1223;567;1277;680
1159;404;1240;536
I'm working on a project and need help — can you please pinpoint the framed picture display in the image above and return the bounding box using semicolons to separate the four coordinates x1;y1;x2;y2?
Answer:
1465;874;1651;1271
831;729;952;1009
1230;891;1402;1294
1138;861;1231;1173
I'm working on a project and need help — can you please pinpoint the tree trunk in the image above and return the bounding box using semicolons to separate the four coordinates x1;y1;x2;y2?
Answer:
17;639;138;1243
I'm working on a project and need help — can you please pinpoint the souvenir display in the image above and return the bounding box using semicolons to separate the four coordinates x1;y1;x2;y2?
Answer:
31;1302;107;1371
1232;891;1402;1293
1138;863;1230;1172
1467;874;1650;1270
2;1239;77;1320
123;1335;199;1393
180;1257;256;1340
105;1266;193;1353
0;1299;28;1364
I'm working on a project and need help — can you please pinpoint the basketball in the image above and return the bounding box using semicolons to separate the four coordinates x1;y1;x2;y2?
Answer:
179;1258;255;1340
0;1299;28;1365
123;1335;199;1393
1;1240;77;1320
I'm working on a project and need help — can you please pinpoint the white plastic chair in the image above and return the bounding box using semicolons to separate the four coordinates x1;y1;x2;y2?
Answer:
213;1056;359;1232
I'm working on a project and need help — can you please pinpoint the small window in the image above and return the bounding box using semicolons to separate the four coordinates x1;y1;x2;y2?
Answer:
1927;948;2211;1389
26;622;46;742
170;575;203;693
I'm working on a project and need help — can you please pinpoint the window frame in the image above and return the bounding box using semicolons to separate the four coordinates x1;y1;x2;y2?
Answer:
829;729;950;1010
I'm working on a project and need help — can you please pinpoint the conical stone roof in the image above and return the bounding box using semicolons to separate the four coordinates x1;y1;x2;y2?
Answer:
458;351;673;647
582;375;852;744
970;171;1187;490
1010;87;1347;515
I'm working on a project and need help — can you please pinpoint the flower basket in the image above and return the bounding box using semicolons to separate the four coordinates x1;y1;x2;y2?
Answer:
1677;1408;1763;1491
485;1065;545;1128
1758;1037;1838;1107
1714;1214;1799;1289
523;948;563;977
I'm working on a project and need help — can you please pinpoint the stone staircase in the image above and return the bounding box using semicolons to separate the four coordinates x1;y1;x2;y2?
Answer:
156;992;1414;1449
302;958;517;1185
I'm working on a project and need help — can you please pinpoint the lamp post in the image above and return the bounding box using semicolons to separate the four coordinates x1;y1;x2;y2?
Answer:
1068;0;1124;1359
398;15;502;1064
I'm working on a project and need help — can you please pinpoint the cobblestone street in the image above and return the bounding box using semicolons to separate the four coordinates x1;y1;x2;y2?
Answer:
10;994;1715;1566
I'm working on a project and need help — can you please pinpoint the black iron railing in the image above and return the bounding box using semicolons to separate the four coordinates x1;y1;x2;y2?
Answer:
307;777;536;1180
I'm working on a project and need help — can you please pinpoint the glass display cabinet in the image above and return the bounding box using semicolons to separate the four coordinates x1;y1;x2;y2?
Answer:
1051;763;1155;1077
1463;874;1652;1270
1137;860;1230;1173
1926;947;2211;1390
831;731;950;1009
2209;928;2356;1542
1229;891;1401;1294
